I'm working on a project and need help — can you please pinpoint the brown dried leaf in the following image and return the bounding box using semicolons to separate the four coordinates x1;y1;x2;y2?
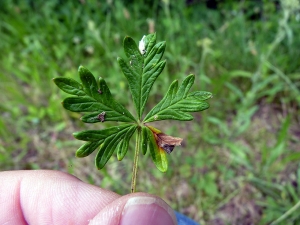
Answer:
155;132;183;154
146;125;183;153
157;133;183;146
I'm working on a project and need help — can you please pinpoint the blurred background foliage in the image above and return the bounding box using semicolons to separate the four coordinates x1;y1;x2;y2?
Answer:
0;0;300;224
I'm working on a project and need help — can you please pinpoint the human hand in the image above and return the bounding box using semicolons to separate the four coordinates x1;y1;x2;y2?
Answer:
0;170;177;225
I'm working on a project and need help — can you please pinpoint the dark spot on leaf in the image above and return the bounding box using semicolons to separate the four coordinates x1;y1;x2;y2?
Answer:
98;112;106;122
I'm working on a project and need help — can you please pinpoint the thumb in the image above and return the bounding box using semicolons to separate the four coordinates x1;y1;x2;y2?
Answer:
89;192;177;225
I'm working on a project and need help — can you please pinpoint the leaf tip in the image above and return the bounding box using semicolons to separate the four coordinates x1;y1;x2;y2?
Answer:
78;65;89;75
123;36;132;44
78;65;84;71
72;132;79;138
52;78;58;86
96;162;104;170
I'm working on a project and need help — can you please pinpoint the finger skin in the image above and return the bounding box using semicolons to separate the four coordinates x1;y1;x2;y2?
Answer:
0;170;177;225
0;170;120;225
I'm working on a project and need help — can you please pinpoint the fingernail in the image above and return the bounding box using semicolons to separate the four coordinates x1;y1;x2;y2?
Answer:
120;196;177;225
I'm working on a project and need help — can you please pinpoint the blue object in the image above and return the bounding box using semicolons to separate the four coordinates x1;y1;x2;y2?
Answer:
175;211;200;225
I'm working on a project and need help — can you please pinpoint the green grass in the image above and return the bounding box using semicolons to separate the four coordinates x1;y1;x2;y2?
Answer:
1;0;300;224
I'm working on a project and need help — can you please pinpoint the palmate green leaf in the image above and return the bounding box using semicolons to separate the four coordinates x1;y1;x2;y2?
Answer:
117;33;166;119
73;124;137;169
53;33;212;176
95;125;138;169
54;66;136;123
143;74;212;122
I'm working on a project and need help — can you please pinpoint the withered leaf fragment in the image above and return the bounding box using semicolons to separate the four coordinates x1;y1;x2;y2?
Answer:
147;125;183;154
155;133;183;153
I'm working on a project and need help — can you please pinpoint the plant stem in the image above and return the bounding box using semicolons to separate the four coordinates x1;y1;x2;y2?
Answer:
131;127;141;193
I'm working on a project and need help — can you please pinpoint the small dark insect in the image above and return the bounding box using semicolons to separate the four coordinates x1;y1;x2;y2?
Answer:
97;89;102;94
161;144;175;154
98;112;106;122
